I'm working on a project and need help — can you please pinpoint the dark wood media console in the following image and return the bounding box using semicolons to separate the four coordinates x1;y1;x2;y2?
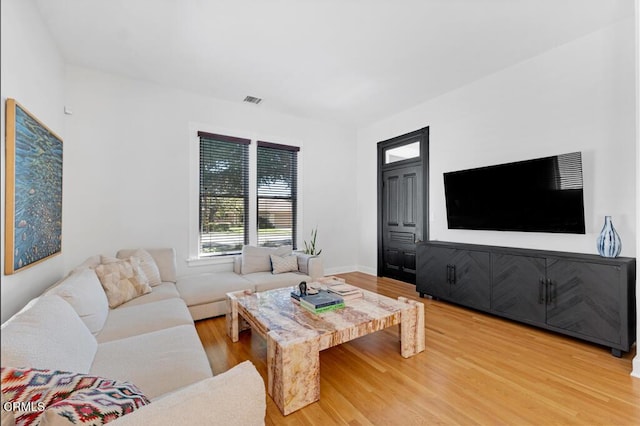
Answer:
416;241;636;357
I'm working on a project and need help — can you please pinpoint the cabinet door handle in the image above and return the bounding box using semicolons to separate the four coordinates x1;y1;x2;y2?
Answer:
446;264;456;284
548;280;555;304
539;278;545;304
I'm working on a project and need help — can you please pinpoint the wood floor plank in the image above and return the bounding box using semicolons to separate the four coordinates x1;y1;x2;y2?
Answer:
195;272;639;425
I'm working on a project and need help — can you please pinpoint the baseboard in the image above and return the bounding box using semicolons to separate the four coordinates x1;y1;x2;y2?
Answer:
632;355;640;379
324;266;377;276
355;266;377;276
324;266;359;276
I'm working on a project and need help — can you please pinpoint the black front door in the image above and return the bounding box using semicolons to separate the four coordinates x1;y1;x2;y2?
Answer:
378;128;428;284
381;165;422;283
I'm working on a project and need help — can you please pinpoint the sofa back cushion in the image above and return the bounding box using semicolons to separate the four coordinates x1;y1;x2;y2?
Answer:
48;268;109;335
70;254;102;274
241;245;292;274
1;295;97;373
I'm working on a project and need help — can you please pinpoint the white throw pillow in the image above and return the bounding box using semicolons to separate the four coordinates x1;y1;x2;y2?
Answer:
0;295;97;373
117;249;162;287
241;245;292;274
49;268;109;335
95;257;152;308
270;254;299;274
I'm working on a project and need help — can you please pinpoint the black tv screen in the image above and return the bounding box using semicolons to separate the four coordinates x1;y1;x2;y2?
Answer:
444;152;586;234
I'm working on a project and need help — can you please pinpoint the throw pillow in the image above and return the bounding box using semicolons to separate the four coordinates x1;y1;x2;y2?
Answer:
95;257;152;308
1;367;150;426
117;249;162;287
0;295;97;374
270;254;299;274
241;245;292;274
1;393;15;426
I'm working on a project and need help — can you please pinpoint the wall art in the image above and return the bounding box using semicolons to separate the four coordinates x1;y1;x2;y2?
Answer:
5;99;63;274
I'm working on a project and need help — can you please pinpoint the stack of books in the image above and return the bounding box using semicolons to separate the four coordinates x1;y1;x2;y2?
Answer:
326;283;364;300
291;290;345;314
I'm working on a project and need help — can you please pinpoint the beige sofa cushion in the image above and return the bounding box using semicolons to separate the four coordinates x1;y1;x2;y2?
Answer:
48;267;109;335
69;254;102;274
96;298;194;343
177;272;252;306
110;361;266;426
0;295;97;373
91;325;212;400
96;257;152;308
241;245;291;274
116;282;180;308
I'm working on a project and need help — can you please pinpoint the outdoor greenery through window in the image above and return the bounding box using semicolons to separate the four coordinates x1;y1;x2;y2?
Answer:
198;132;250;255
257;141;299;248
197;132;299;256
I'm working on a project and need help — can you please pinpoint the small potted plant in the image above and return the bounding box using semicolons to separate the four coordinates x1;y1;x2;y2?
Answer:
303;227;322;256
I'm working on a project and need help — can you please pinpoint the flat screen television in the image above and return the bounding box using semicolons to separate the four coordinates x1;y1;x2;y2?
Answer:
443;152;586;234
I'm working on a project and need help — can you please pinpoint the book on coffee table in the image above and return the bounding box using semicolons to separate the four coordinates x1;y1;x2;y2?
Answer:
326;283;363;300
299;301;346;314
291;290;345;313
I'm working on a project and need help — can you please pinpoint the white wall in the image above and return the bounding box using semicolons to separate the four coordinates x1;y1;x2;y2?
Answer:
632;0;639;380
62;66;358;280
1;2;358;322
1;0;67;322
357;16;636;274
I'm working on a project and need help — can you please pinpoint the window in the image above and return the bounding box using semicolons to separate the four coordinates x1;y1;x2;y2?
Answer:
195;132;299;258
257;141;299;248
384;141;420;164
198;131;250;255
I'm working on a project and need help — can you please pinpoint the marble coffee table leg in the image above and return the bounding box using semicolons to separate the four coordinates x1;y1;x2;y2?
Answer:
226;290;253;342
398;297;426;358
267;331;320;415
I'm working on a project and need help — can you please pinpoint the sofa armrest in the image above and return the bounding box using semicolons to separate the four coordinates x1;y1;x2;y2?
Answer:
233;255;242;274
296;254;324;279
110;361;265;426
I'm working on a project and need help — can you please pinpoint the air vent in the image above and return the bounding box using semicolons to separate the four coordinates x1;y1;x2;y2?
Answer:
243;96;263;104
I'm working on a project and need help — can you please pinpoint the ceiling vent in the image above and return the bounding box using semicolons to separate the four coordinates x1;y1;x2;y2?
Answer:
243;96;263;105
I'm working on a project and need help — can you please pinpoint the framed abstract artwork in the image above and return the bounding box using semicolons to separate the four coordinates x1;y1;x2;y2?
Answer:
5;99;63;274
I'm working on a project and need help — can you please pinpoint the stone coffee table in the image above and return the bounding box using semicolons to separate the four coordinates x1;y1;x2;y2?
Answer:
226;286;425;415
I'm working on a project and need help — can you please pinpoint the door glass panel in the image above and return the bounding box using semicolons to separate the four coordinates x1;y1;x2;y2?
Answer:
385;141;420;164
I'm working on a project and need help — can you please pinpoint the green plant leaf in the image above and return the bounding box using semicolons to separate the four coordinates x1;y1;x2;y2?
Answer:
303;227;322;255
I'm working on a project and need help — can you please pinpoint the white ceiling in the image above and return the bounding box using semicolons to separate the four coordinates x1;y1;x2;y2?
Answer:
35;0;633;127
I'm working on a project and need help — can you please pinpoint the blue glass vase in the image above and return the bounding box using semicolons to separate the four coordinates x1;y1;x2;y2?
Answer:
596;216;621;258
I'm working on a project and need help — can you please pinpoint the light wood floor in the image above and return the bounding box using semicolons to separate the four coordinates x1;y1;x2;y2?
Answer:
195;272;639;425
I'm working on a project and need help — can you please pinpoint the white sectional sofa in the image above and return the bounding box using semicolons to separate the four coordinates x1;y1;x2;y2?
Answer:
1;248;266;426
